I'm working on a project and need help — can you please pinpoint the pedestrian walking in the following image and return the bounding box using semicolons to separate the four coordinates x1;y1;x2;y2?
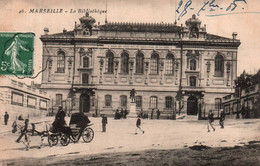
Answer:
151;109;154;119
135;116;144;134
207;110;215;132
219;109;225;128
16;119;29;143
102;114;108;132
4;112;9;125
156;109;160;119
241;105;245;119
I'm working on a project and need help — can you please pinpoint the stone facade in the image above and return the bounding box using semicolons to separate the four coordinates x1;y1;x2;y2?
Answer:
40;13;240;119
0;77;50;120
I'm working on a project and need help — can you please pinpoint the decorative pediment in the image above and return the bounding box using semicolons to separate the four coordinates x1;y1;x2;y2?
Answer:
79;48;93;56
186;50;199;60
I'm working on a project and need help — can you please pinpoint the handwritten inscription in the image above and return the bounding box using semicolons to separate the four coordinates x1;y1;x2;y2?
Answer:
176;0;248;20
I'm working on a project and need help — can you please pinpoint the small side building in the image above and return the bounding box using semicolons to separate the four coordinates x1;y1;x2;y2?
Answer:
0;77;50;120
222;75;260;119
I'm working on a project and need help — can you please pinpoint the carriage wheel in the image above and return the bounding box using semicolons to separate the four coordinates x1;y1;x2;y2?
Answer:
82;128;94;143
48;134;58;147
60;134;70;146
70;134;80;143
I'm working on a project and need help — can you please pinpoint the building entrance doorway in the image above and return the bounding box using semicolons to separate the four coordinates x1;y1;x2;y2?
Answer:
80;93;90;113
187;96;198;115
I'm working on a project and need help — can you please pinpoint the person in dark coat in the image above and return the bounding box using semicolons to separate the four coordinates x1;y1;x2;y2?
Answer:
123;109;128;119
4;112;9;125
102;114;108;132
52;107;70;134
156;109;161;119
241;105;246;119
151;109;154;119
16;119;29;143
135;116;144;134
207;110;215;132
219;109;225;128
120;108;124;119
115;109;120;119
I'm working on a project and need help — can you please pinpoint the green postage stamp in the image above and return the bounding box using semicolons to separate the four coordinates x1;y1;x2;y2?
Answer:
0;33;34;76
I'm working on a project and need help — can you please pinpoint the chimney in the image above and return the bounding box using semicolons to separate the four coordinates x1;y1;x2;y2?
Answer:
63;28;67;33
43;27;49;35
232;32;238;40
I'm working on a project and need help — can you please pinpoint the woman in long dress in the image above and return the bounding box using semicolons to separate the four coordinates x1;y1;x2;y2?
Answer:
4;35;29;74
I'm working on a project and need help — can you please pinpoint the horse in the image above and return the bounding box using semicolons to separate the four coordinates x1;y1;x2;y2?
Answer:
12;120;52;150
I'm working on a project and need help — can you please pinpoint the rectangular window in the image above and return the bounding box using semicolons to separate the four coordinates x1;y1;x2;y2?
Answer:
11;91;24;106
224;104;230;114
27;96;36;108
135;96;142;108
165;97;173;109
120;95;127;107
83;57;89;68
105;95;112;107
150;96;157;108
190;76;196;87
215;98;222;109
82;73;89;84
40;100;47;110
56;94;62;106
190;59;196;70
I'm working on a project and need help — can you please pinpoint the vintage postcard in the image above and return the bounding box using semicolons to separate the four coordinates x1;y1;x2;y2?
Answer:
0;0;259;165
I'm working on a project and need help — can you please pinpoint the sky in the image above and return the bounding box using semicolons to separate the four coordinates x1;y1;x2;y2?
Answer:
0;0;259;84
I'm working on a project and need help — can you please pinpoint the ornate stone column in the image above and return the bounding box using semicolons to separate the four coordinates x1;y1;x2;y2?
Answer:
175;60;179;85
68;57;73;83
47;58;53;82
99;58;104;83
114;59;119;84
206;60;211;86
144;59;149;84
226;61;231;86
159;59;164;85
129;59;134;84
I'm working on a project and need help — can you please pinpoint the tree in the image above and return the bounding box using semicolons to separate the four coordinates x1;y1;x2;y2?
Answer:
234;70;253;89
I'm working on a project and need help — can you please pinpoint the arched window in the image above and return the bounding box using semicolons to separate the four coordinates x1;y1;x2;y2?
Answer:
83;57;89;68
190;76;196;87
165;53;174;74
120;95;127;107
106;51;114;73
150;53;159;74
121;52;129;74
105;95;112;107
165;96;173;109
82;73;88;84
57;51;65;73
190;59;196;70
136;52;144;74
215;55;224;77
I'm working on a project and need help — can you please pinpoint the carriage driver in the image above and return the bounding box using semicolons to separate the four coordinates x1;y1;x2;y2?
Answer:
52;107;72;134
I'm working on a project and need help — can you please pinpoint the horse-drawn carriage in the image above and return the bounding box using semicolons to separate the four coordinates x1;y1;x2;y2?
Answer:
12;112;94;150
48;112;94;146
